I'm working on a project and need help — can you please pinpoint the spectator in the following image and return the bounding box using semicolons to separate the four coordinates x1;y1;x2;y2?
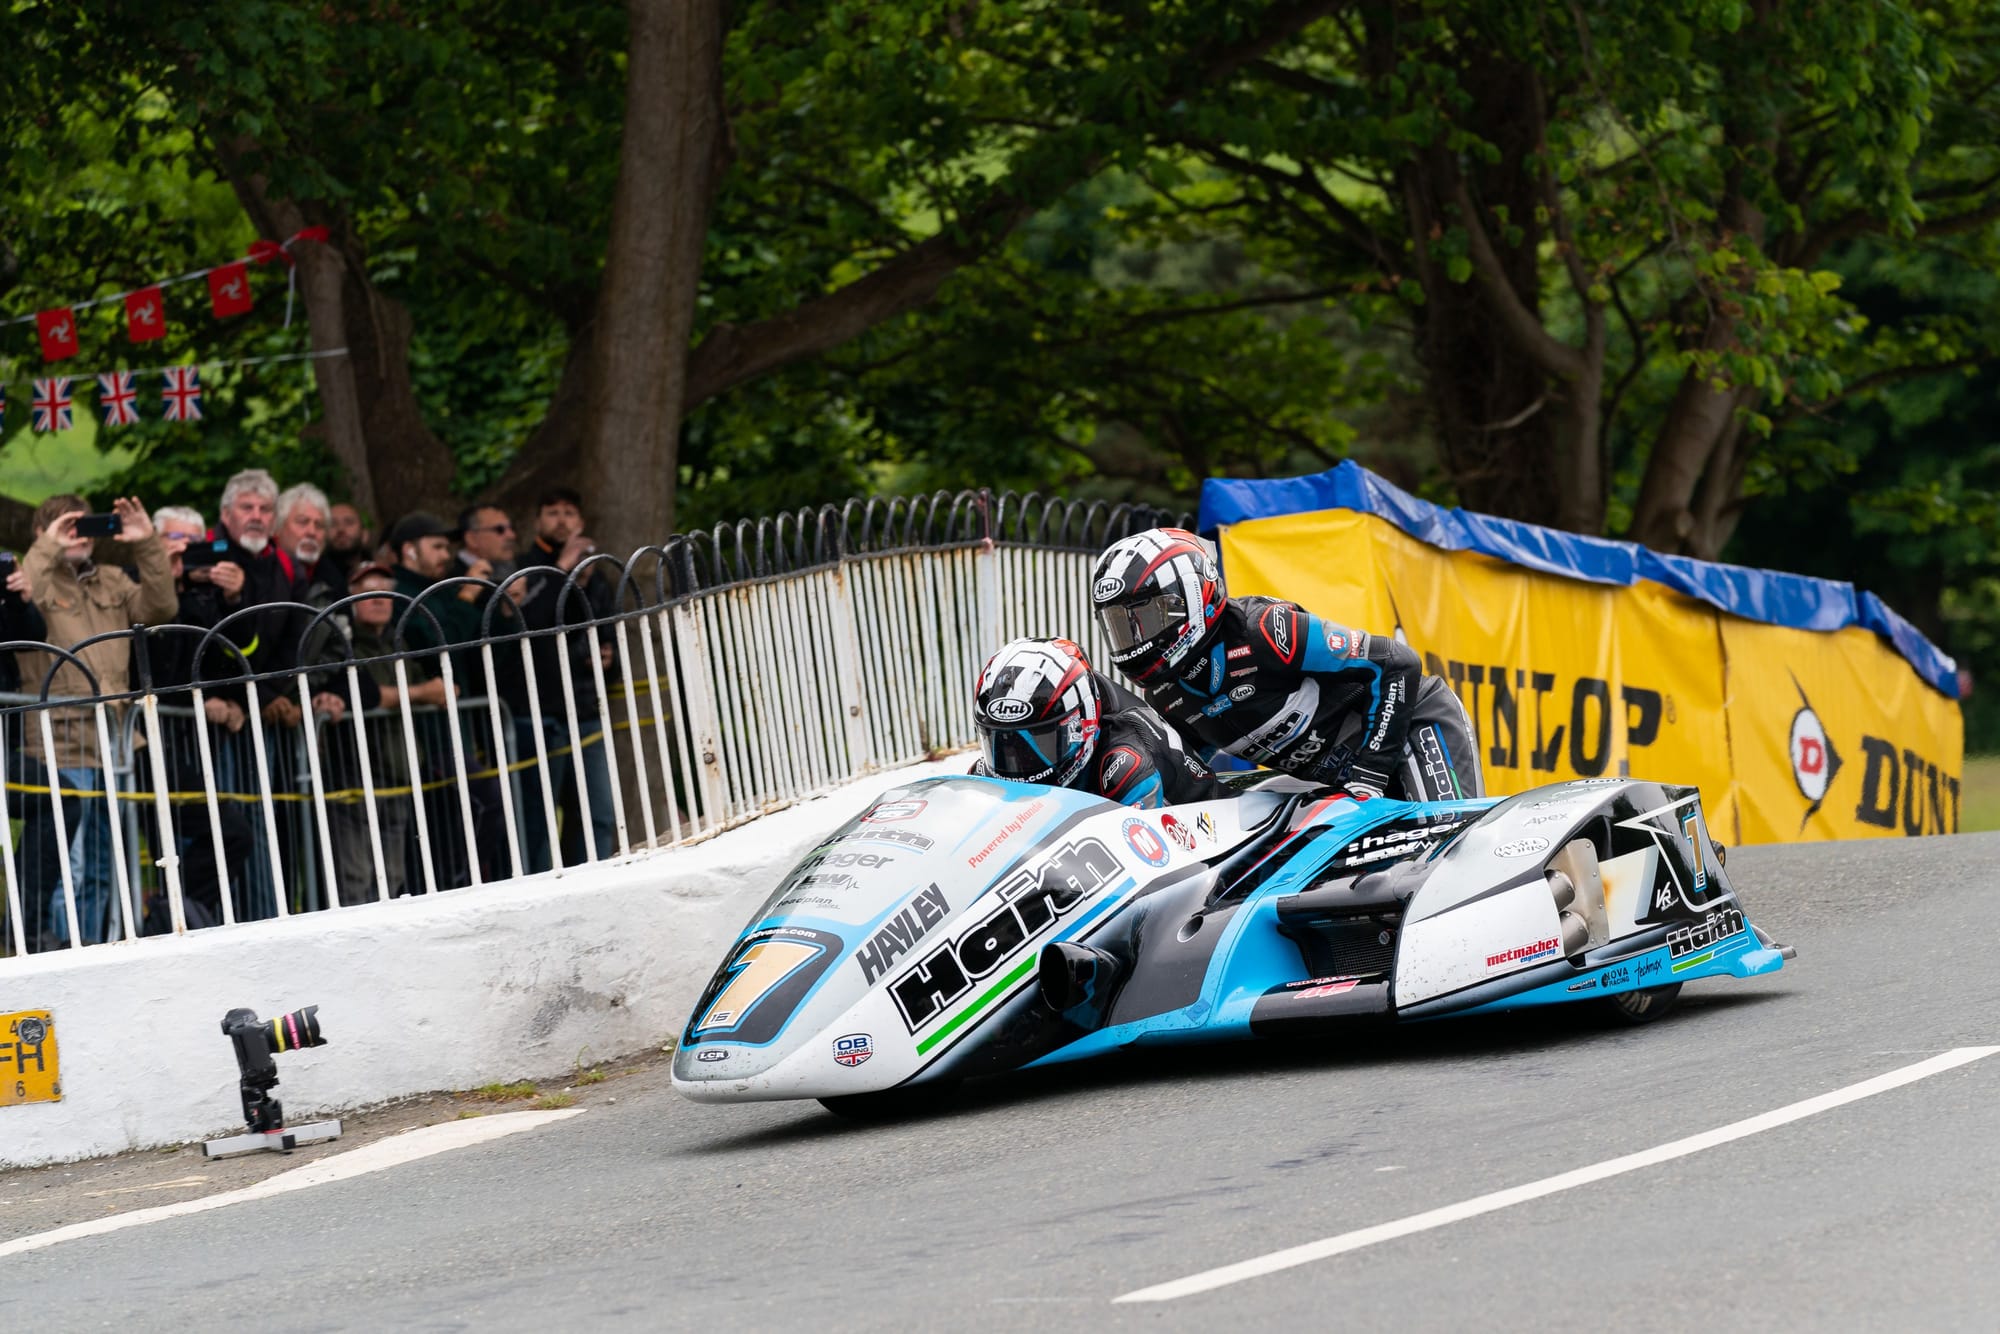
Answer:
324;562;456;904
456;503;519;588
20;494;175;946
275;482;371;719
515;487;616;868
212;469;342;913
0;540;50;951
275;483;339;605
388;512;485;650
326;502;371;583
142;504;256;933
386;511;488;888
0;539;48;693
211;468;299;705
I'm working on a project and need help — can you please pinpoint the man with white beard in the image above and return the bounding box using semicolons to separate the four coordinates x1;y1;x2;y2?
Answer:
275;482;336;602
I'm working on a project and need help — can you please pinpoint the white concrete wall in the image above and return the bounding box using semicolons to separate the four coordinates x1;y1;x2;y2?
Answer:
0;759;962;1167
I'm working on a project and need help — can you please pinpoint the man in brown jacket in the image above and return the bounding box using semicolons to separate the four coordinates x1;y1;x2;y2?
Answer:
21;493;176;945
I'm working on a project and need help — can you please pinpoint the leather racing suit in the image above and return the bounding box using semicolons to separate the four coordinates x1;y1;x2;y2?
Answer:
1136;595;1483;800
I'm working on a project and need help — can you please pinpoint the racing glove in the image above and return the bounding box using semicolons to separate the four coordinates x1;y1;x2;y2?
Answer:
1342;758;1392;800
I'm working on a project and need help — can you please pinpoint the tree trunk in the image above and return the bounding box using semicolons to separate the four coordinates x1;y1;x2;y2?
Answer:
574;0;727;555
212;138;459;523
1628;322;1748;551
1628;50;1777;555
1384;29;1601;531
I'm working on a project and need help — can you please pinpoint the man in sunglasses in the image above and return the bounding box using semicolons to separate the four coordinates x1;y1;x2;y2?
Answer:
1091;527;1482;803
456;504;520;587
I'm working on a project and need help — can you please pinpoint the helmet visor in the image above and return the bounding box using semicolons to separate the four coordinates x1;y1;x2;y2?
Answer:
1101;592;1187;654
978;720;1075;783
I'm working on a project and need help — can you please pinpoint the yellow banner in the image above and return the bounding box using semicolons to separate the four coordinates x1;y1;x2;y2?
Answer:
1220;509;1961;843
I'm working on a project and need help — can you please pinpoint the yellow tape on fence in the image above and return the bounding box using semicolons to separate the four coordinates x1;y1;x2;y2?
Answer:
1219;509;1962;843
2;727;619;805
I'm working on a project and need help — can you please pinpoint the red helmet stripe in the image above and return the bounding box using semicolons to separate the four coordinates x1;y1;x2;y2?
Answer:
1133;538;1206;588
1038;658;1089;717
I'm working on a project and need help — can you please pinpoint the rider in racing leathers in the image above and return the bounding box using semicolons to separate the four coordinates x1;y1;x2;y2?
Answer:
1089;528;1483;801
971;636;1228;809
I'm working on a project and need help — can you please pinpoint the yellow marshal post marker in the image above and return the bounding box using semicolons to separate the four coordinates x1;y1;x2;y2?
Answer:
1;1010;60;1106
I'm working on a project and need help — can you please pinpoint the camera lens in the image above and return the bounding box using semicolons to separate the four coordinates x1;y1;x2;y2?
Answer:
266;1006;325;1052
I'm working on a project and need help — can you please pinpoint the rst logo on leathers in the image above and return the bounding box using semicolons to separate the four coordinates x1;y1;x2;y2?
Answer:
889;838;1122;1032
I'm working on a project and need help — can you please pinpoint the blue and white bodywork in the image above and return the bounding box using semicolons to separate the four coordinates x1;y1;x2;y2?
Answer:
672;774;1790;1107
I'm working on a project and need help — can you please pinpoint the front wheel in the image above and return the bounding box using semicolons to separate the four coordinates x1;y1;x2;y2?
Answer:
818;1079;962;1121
1599;983;1681;1025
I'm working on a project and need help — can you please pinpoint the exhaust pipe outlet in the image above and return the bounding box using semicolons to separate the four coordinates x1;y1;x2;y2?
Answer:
1038;942;1122;1017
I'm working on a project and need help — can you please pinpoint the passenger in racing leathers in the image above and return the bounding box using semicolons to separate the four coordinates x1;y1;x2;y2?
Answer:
971;636;1228;809
1090;528;1483;801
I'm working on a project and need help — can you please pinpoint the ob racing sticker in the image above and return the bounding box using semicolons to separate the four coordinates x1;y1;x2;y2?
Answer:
832;1033;873;1067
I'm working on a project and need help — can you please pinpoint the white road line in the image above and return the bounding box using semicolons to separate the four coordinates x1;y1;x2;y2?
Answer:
0;1109;586;1260
1116;1046;1999;1304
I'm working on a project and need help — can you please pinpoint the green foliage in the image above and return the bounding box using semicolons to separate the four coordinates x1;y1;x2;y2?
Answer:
0;0;1992;681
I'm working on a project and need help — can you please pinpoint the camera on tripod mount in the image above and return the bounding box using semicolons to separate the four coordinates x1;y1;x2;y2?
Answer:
220;1005;327;1135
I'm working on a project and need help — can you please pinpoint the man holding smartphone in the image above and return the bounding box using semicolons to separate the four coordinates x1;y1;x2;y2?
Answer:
20;493;176;947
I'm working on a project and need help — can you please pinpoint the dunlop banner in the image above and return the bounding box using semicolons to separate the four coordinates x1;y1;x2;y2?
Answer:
1219;509;1960;843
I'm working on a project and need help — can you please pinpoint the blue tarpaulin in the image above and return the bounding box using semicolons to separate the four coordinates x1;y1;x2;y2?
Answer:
1197;461;1958;697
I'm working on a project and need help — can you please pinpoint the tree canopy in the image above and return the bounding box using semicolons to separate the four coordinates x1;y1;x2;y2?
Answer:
2;0;1996;725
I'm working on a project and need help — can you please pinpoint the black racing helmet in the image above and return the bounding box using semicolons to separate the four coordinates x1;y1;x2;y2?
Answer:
972;636;1102;786
1090;527;1226;681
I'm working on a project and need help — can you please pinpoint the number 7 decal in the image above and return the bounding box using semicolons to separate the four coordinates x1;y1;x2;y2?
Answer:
695;938;823;1034
1679;807;1709;895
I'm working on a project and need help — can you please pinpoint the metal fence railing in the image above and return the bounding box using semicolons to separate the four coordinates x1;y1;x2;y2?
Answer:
0;489;1187;960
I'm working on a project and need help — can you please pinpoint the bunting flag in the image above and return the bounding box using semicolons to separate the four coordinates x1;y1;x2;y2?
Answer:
162;365;202;421
1;225;329;358
126;287;166;343
0;348;341;434
97;371;139;427
32;377;74;432
207;262;253;319
36;308;78;361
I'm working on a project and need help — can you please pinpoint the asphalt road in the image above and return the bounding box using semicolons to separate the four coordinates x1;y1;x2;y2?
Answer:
5;831;1997;1332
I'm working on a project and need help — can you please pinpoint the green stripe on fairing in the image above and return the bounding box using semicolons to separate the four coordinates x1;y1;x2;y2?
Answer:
1670;948;1716;974
916;956;1037;1055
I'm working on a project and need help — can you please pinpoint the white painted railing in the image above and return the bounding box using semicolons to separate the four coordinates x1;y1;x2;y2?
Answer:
0;491;1183;960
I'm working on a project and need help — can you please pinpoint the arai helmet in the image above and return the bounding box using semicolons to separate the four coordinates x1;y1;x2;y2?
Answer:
972;637;1101;786
1089;527;1225;680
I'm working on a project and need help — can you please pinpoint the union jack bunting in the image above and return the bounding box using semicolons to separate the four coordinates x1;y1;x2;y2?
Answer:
97;371;139;428
162;365;202;422
32;377;73;433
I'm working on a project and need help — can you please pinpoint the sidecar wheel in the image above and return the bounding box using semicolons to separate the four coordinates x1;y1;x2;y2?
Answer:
1599;983;1681;1024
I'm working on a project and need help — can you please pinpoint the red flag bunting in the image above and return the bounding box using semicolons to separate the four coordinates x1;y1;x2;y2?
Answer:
36;308;79;361
208;262;253;319
126;287;167;343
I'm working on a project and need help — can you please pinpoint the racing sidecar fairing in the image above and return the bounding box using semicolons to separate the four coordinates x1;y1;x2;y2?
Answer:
671;774;1790;1107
